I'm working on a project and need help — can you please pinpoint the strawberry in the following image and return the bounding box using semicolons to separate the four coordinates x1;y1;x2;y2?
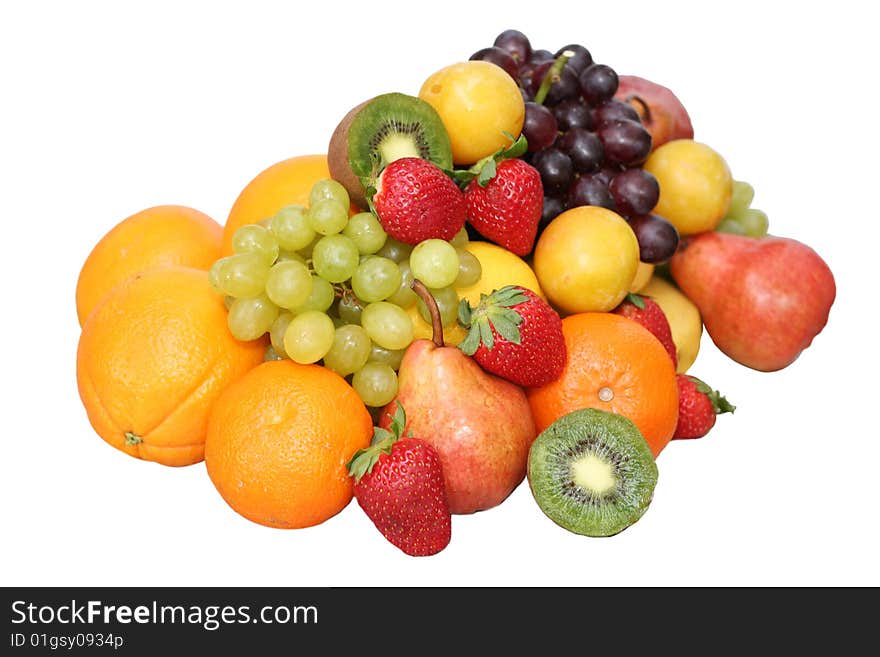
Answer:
613;293;678;368
371;157;466;245
673;374;736;440
347;402;451;557
463;136;543;255
458;285;565;387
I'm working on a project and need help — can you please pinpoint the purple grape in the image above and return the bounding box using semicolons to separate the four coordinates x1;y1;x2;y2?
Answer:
593;164;623;186
532;148;573;194
522;102;558;152
592;100;641;126
545;64;580;106
553;98;593;131
609;169;660;217
470;46;518;79
567;174;615;210
493;29;531;64
627;214;680;263
541;196;565;226
597;119;652;166
579;64;619;105
527;60;553;96
558;127;604;173
528;49;554;65
554;44;593;73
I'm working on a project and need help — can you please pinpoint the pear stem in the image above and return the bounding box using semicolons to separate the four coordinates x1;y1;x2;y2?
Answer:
410;279;444;348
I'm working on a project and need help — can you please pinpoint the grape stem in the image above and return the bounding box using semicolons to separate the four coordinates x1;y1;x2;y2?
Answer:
533;50;574;105
410;279;444;348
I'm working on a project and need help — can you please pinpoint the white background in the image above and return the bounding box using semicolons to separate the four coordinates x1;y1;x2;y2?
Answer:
2;1;877;587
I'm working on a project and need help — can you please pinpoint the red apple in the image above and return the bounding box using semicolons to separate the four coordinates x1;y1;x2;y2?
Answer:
670;232;835;372
615;75;694;150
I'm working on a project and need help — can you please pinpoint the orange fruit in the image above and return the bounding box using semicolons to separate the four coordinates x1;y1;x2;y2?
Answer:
527;312;679;457
76;266;264;466
222;154;332;255
205;360;372;529
75;205;222;326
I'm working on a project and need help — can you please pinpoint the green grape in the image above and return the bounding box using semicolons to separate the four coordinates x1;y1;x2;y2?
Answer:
454;249;482;287
232;224;279;265
309;178;351;210
291;275;335;313
213;253;270;299
332;316;346;328
323;325;372;377
738;208;769;238
416;285;460;328
343;212;387;254
271;205;315;252
298;234;323;259
716;217;747;236
376;237;413;263
368;343;405;370
351;256;402;303
258;217;273;229
265;260;313;309
227;294;279;341
727;180;755;219
410;239;460;288
223;295;236;311
307;198;349;236
270;312;294;358
209;260;224;293
312;234;359;283
450;226;469;248
386;259;417;308
283;310;335;364
276;250;306;265
352;363;399;407
338;294;365;325
264;345;284;361
361;302;414;351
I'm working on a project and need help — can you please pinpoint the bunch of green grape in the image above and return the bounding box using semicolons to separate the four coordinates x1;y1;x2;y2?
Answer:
209;178;482;408
716;180;769;238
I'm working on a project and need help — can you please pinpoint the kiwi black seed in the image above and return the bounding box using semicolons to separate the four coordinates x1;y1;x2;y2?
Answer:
527;408;658;537
327;92;453;209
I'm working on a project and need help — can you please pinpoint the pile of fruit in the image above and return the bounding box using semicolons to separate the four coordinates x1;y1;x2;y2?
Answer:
74;30;836;556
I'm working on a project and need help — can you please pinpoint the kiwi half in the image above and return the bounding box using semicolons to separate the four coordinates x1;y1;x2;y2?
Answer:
528;408;658;537
327;92;453;208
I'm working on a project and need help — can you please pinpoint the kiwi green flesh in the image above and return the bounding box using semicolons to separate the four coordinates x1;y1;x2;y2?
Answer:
347;92;453;182
528;408;658;537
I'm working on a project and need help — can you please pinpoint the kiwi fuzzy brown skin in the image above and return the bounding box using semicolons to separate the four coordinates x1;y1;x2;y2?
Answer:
328;99;372;210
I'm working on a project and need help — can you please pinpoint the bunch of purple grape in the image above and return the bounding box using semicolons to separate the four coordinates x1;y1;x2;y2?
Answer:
470;29;679;262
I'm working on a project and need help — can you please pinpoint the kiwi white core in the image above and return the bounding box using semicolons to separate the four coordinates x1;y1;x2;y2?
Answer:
571;454;617;495
379;134;422;165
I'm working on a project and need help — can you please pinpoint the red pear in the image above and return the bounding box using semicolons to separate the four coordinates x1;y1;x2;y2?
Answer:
380;281;537;514
670;232;835;372
615;75;694;150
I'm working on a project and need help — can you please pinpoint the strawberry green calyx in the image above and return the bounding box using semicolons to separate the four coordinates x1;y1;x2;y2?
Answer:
347;402;408;483
451;134;528;188
624;292;647;310
457;285;529;355
689;376;737;415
